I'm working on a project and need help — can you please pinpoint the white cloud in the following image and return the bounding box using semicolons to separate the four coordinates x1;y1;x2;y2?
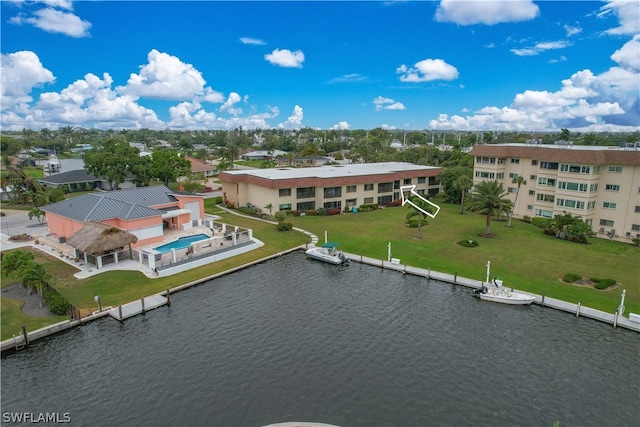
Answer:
265;49;305;68
373;96;406;111
435;0;539;25
610;35;640;72
1;51;55;108
511;40;571;56
397;59;459;82
331;121;350;130
9;7;91;37
220;92;244;115
381;124;397;130
600;0;640;35
120;49;207;101
564;24;582;37
548;56;568;64
240;37;266;45
328;74;368;83
278;105;304;129
429;62;639;132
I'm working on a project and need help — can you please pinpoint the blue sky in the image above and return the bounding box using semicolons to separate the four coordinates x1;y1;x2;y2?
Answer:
1;1;638;132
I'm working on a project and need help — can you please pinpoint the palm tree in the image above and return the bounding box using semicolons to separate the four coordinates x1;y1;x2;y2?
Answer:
466;180;513;236
507;175;527;227
405;196;433;239
454;175;474;214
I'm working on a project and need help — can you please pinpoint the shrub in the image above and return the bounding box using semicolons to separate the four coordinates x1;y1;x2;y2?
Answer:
632;237;640;247
316;207;327;216
592;278;616;290
386;199;402;207
521;215;531;223
358;204;378;212
237;206;257;215
562;273;581;283
531;217;547;229
212;196;223;204
457;239;479;248
45;292;71;315
305;209;316;216
326;208;341;215
274;211;287;222
277;222;293;231
291;210;302;217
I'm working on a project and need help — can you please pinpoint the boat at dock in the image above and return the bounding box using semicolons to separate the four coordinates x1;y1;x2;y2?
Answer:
305;243;349;265
474;261;535;305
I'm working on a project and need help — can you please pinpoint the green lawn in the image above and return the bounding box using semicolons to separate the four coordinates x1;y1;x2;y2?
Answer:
2;200;638;340
286;201;640;315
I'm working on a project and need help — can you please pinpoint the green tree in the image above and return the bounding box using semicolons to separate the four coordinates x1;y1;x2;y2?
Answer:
405;196;434;239
17;261;51;298
150;150;191;186
453;175;474;214
28;207;46;224
506;175;527;227
559;128;571;141
437;166;473;204
466;180;513;236
543;212;593;244
83;138;141;189
1;250;35;278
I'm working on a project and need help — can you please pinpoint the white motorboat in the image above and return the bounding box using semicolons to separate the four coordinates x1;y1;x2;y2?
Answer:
305;243;349;265
474;261;536;305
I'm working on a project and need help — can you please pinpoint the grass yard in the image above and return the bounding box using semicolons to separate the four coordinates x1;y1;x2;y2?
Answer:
286;201;640;315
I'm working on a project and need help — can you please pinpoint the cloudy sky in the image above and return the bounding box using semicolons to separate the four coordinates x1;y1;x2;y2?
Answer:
1;0;638;132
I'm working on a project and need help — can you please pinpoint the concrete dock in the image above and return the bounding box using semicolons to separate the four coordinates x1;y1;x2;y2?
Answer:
108;294;168;321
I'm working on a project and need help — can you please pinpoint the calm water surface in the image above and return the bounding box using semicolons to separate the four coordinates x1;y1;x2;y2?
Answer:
2;253;639;427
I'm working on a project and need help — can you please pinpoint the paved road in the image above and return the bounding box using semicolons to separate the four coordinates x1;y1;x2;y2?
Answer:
0;209;48;239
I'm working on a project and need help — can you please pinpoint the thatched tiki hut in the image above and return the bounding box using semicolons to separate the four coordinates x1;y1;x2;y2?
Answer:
66;221;138;269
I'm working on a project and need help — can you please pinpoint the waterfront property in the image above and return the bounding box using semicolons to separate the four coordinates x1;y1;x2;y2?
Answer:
42;185;205;248
470;143;640;242
219;162;442;213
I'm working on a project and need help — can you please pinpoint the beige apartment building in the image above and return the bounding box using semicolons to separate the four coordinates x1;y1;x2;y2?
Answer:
469;143;640;241
219;162;442;213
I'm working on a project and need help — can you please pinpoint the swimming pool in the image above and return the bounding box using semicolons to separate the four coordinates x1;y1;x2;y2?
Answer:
154;234;210;253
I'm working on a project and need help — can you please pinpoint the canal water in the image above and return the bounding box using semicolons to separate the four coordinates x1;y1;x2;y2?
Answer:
2;252;639;427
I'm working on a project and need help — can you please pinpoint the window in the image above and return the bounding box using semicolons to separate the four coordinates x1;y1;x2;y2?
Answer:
429;177;438;185
558;181;587;192
561;164;590;174
530;175;537;180
496;173;505;179
418;177;426;184
498;157;506;164
345;198;357;207
527;205;533;210
364;183;374;191
593;166;600;174
540;161;559;170
477;157;496;164
364;197;373;204
394;180;400;189
475;171;495;179
296;187;315;199
378;182;393;193
509;173;518;178
324;187;342;198
324;201;341;209
346;185;357;193
635;206;640;213
603;202;617;209
378;195;393;205
279;188;291;197
556;199;585;209
279;203;291;211
510;158;520;164
536;193;554;202
605;184;620;192
590;183;598;192
599;219;614;227
508;187;517;193
632;224;640;231
297;201;315;211
608;166;622;173
528;190;535;196
587;201;596;209
538;177;556;186
531;160;538;166
403;178;412;185
535;209;553;218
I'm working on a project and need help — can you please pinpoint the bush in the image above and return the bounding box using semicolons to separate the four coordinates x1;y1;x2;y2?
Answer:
45;292;71;315
326;208;341;215
305;209;316;216
316;207;327;216
562;273;581;283
457;239;479;248
521;215;531;223
277;222;293;231
275;211;287;222
531;217;547;229
291;210;302;217
212;196;223;204
358;204;378;212
592;278;616;290
237;206;257;215
386;199;402;207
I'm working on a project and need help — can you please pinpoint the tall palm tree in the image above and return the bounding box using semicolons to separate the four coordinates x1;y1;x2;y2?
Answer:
466;180;513;236
454;175;474;214
405;196;433;239
507;175;527;227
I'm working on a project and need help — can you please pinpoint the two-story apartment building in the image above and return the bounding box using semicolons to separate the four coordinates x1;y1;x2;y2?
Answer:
219;162;442;213
469;143;640;241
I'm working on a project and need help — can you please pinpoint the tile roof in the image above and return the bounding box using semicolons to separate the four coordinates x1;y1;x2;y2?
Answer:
469;144;640;166
42;186;179;222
